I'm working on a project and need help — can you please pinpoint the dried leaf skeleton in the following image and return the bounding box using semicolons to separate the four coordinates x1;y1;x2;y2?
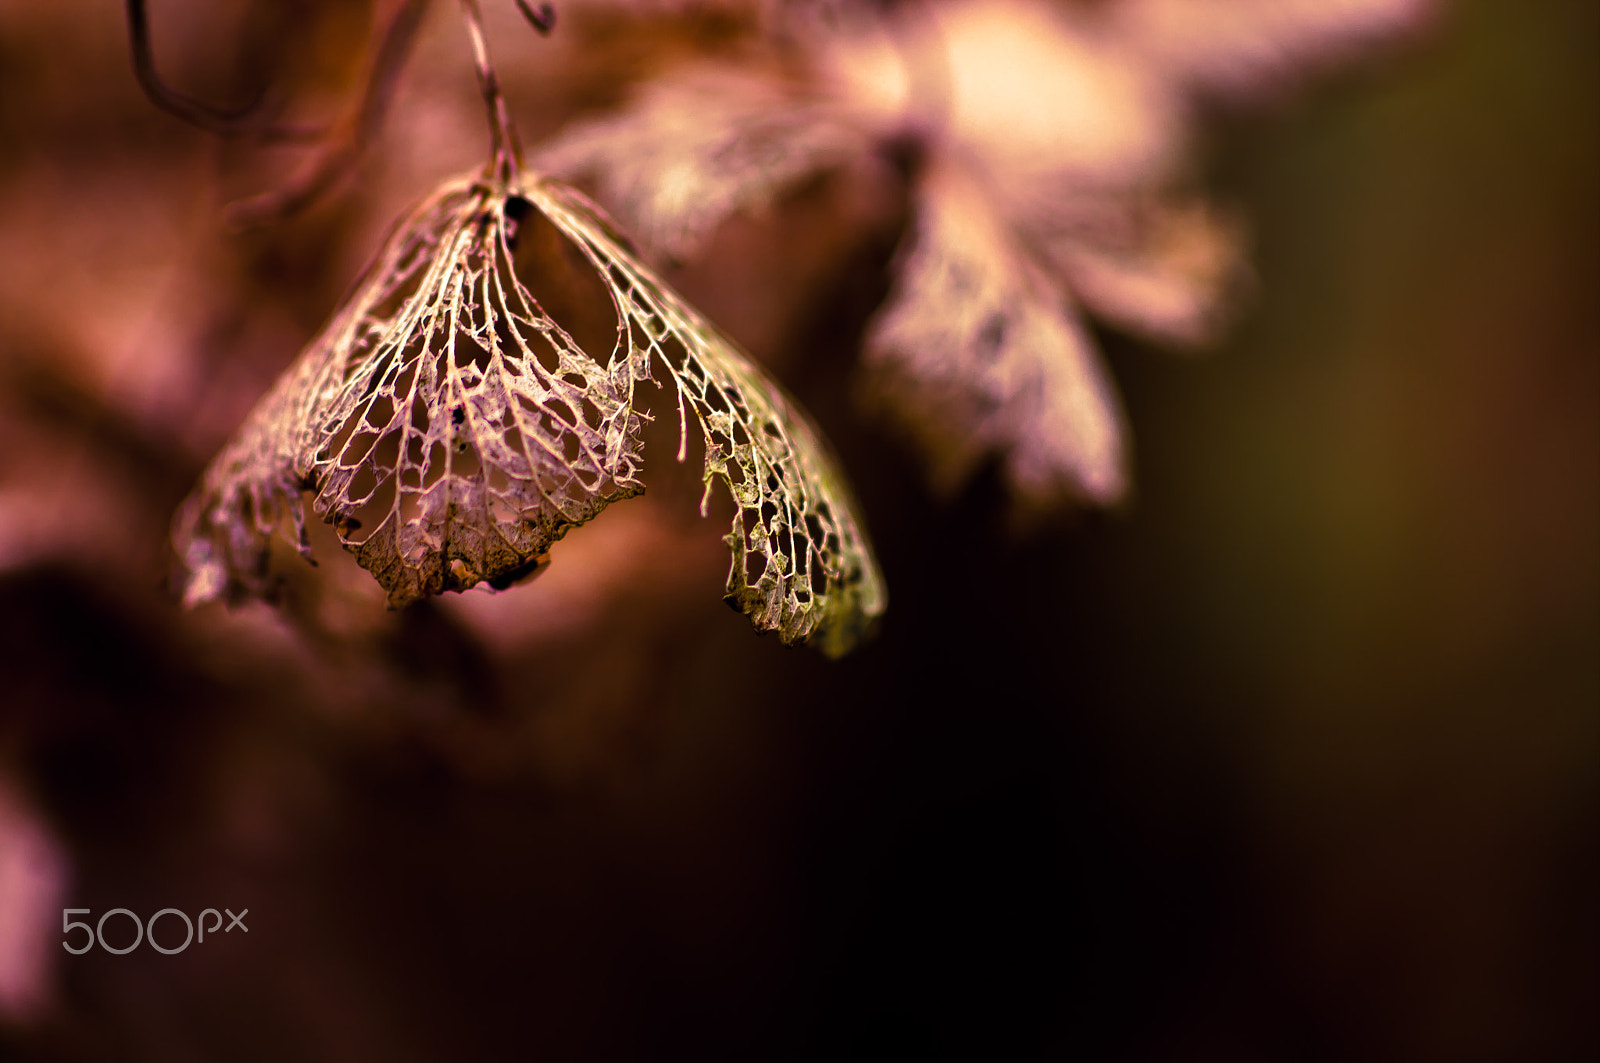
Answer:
168;0;885;656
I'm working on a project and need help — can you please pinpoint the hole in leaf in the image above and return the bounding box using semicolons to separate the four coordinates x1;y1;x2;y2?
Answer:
545;399;577;428
393;353;419;399
320;415;358;468
340;471;395;544
453;444;482;479
507;203;619;367
812;551;831;593
503;195;533;254
340;431;380;468
453;333;492;372
423;442;447;487
347;466;377;503
364;395;396;428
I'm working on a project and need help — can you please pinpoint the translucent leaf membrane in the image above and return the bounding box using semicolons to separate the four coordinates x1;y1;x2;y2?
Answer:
173;170;885;656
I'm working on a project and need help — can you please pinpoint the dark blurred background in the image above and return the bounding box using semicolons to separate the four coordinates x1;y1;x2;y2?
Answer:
0;1;1594;1060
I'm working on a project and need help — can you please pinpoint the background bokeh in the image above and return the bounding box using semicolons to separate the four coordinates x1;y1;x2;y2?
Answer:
0;1;1594;1059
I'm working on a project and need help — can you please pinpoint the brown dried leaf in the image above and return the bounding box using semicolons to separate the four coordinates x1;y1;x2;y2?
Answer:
860;161;1127;507
1116;0;1439;102
533;64;870;261
536;177;886;655
1037;196;1251;348
535;0;1434;519
173;168;885;655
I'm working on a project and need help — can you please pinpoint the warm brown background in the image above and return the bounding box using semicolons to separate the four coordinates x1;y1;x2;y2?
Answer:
0;1;1594;1060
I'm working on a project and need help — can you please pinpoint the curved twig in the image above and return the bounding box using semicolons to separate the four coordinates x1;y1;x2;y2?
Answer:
128;0;433;226
125;0;323;141
225;0;432;228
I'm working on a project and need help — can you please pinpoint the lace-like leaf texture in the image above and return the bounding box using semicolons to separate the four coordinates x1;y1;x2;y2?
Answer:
173;171;885;656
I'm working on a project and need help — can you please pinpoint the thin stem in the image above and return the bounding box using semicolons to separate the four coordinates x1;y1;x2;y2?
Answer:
458;0;524;181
